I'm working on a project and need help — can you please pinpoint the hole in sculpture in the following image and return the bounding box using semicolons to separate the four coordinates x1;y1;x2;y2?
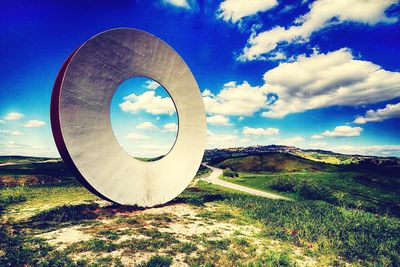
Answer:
110;77;178;161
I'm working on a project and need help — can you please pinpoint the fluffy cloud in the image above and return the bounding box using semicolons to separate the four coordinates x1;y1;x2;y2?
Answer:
206;115;231;126
207;49;400;119
136;144;173;158
22;120;46;128
217;0;278;23
4;112;24;121
354;102;400;124
145;80;161;90
267;51;287;61
0;141;56;157
207;130;239;148
125;133;150;140
163;123;178;132
313;125;363;138
311;134;324;139
120;91;175;115
0;129;23;136
136;121;157;130
203;81;268;116
163;0;190;9
261;48;400;118
243;126;279;136
240;0;398;61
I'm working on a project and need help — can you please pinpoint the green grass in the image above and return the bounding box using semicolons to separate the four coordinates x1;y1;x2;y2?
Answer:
0;161;73;177
178;242;198;254
138;255;172;267
221;171;400;217
1;181;399;266
293;151;356;165
195;164;212;177
77;239;118;253
175;182;400;266
214;152;335;173
1;157;400;266
0;181;96;220
231;195;400;265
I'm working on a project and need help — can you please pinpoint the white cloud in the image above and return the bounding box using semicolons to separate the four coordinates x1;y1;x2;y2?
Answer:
314;125;363;138
0;141;58;157
135;144;173;158
4;112;24;121
0;129;23;136
354;102;400;124
202;89;213;97
21;120;46;128
0;120;4;124
206;115;231;126
120;91;175;115
261;48;400;118
333;145;400;156
163;0;190;9
217;0;278;23
243;126;279;136
163;122;178;132
125;133;150;140
240;0;398;61
136;121;157;130
207;130;239;149
267;51;287;61
203;81;268;116
311;134;324;139
145;80;161;90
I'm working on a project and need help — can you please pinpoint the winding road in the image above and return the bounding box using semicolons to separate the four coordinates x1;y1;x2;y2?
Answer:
201;164;290;200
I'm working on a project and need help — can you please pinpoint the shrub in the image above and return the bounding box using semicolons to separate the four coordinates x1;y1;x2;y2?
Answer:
223;168;238;178
138;255;172;267
269;176;297;192
178;242;197;254
269;176;334;202
298;179;333;201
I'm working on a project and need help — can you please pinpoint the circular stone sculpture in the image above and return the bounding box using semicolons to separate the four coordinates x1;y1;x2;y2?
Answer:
51;28;206;207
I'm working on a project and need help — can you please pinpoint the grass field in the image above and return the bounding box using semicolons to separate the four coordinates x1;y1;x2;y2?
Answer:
221;170;400;217
1;155;400;266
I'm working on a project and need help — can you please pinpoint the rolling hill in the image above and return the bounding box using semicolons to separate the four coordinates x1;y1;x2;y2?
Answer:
213;152;336;173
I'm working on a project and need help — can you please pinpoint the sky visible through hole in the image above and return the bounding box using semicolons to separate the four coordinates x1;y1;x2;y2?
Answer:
110;77;178;159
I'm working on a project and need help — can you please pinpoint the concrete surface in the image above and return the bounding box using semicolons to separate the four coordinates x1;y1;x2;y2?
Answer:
51;28;206;207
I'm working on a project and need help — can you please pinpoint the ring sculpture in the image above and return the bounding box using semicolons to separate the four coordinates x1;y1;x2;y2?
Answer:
51;28;206;207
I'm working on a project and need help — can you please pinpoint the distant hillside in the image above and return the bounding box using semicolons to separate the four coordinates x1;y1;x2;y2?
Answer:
0;157;73;188
213;152;336;173
204;145;400;166
0;156;54;164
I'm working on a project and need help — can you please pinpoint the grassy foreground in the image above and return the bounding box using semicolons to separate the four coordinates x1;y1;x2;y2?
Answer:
221;171;400;217
1;178;399;266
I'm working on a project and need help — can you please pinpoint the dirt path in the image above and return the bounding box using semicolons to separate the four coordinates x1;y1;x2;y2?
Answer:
202;164;290;200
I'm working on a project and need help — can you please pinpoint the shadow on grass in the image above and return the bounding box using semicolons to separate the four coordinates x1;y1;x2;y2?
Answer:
15;187;226;230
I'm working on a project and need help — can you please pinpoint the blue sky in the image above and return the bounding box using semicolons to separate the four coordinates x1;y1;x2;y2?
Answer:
0;0;399;157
